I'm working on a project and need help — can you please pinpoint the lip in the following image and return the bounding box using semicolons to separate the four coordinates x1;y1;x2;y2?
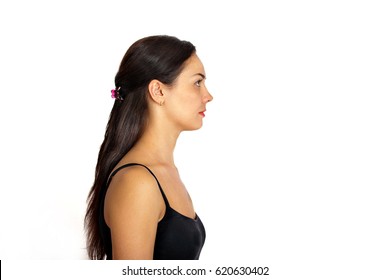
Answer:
199;110;206;117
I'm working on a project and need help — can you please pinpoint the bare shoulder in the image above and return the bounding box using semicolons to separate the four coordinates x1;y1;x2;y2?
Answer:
104;165;164;227
103;165;165;259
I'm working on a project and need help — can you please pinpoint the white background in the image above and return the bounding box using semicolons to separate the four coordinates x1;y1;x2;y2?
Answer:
0;0;389;279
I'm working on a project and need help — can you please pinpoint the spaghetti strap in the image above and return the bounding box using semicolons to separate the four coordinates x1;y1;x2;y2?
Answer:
107;163;170;207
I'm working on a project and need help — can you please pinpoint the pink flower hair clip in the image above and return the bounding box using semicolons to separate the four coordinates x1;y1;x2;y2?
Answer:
111;87;123;101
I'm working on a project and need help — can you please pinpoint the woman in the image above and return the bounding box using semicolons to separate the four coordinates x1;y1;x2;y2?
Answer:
85;35;213;260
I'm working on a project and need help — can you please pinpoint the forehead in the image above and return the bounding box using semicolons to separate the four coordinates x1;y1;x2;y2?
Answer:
179;53;206;77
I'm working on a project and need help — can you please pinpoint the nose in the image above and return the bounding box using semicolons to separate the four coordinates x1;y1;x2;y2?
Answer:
203;88;213;103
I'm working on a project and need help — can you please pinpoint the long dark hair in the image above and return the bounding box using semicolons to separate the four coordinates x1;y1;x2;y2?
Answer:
85;35;196;259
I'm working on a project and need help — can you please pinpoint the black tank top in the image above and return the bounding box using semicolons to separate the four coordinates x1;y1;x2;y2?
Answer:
98;163;206;260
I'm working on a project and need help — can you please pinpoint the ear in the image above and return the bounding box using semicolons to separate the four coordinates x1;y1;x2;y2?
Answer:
147;79;165;105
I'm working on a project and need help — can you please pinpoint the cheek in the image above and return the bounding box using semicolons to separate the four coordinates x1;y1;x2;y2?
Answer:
173;99;196;117
173;90;199;109
167;94;202;126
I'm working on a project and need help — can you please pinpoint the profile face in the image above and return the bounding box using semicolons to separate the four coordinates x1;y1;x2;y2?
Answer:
164;54;213;131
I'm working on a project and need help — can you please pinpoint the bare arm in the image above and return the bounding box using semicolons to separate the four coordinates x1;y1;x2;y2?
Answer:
104;166;165;260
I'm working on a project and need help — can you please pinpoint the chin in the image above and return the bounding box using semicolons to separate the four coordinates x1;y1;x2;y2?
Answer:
184;126;202;132
183;121;203;131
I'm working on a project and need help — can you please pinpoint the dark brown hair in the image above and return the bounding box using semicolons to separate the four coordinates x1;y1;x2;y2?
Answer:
85;35;196;259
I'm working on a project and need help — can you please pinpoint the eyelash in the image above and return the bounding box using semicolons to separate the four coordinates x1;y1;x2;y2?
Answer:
195;79;203;87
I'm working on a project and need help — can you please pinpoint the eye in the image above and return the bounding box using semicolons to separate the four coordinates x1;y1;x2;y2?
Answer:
195;79;203;87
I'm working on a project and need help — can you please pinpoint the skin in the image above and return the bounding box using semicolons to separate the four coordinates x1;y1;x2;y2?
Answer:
104;53;213;259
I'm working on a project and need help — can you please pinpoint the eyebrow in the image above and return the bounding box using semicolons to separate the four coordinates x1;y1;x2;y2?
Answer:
193;73;206;79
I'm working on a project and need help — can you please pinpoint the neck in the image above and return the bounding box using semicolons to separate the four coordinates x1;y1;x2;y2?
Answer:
131;120;180;166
